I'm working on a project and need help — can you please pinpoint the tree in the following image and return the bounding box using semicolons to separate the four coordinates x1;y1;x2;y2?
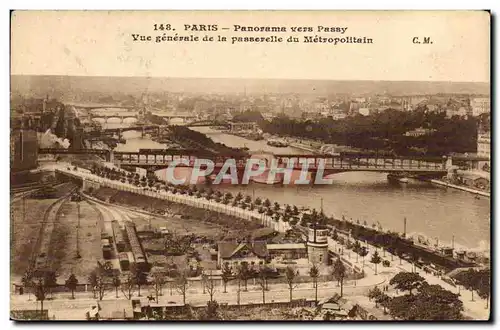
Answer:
120;272;135;300
388;283;463;320
34;278;46;319
175;271;189;305
370;251;382;275
376;293;390;314
410;253;420;273
43;271;58;299
285;266;298;302
151;269;165;303
131;265;148;297
254;197;262;206
21;270;34;301
258;266;271;304
202;300;221;320
458;268;479;301
368;286;383;306
65;274;78;299
309;264;320;304
353;241;362;263
332;258;346;297
221;263;232;293
237;262;251;291
111;274;121;298
263;198;271;208
204;271;217;303
389;272;426;295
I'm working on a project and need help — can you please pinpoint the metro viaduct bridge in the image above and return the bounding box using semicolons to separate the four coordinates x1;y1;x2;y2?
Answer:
37;148;469;179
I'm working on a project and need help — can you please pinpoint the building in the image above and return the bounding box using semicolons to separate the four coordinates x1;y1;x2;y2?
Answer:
217;241;309;267
228;121;257;133
470;97;490;117
217;241;269;268
267;243;307;260
331;113;347;120
455;170;490;191
358;108;370;116
409;96;428;109
477;130;490;170
307;224;329;266
404;127;437;137
10;129;38;173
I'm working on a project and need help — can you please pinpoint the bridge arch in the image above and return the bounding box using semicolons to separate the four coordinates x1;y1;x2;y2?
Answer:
168;117;187;125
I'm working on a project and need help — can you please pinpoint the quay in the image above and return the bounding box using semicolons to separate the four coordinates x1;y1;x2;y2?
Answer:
428;179;490;198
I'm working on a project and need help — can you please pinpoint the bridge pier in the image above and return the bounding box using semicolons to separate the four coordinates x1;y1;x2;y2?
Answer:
446;156;455;180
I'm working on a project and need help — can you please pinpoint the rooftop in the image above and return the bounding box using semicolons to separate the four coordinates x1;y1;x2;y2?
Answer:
218;241;268;259
267;243;306;250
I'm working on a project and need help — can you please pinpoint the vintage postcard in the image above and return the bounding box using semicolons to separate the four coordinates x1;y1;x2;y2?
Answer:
10;10;490;321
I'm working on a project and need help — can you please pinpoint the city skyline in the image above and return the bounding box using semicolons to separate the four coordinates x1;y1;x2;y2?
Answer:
10;75;490;97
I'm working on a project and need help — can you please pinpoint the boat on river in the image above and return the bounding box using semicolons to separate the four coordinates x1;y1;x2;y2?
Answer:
267;138;289;147
252;173;283;185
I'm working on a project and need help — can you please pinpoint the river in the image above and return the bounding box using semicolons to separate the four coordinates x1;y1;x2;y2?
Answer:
106;124;491;252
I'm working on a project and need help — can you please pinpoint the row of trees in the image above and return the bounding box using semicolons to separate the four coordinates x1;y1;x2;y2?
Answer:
237;109;480;156
368;272;464;320
454;268;490;305
168;126;246;157
88;165;306;226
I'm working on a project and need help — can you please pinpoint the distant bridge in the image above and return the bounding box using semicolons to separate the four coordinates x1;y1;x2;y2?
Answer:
88;111;142;123
83;125;164;139
184;120;231;128
151;111;198;120
67;103;136;110
185;121;258;133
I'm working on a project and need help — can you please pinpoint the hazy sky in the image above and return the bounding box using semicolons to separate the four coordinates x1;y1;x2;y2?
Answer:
11;11;490;82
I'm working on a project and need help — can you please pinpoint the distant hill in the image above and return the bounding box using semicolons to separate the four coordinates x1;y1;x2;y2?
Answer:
10;75;490;98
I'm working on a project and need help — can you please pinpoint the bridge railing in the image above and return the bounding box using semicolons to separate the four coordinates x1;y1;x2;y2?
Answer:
113;152;447;171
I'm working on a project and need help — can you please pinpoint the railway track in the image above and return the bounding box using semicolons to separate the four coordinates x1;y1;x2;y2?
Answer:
10;182;67;204
83;199;105;235
27;184;78;277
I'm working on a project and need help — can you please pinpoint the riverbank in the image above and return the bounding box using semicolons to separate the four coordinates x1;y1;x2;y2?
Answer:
288;142;319;154
428;179;490;198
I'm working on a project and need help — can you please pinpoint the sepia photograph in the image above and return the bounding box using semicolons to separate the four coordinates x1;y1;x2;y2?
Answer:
9;10;491;321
